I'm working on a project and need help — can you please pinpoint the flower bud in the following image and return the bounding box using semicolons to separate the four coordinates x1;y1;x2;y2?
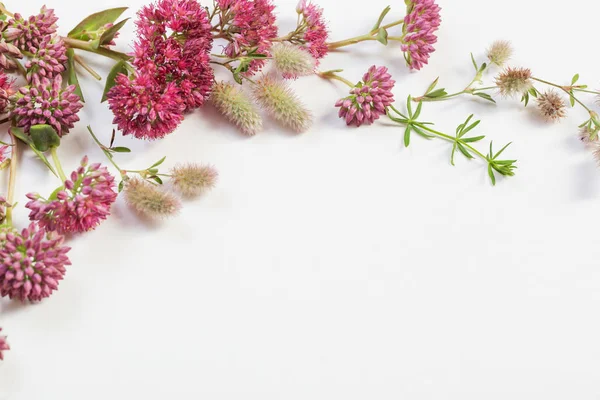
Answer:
486;40;513;66
536;90;566;122
211;81;262;136
495;67;533;97
170;164;218;198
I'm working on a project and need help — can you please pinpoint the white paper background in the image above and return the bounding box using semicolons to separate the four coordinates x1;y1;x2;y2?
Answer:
1;0;600;398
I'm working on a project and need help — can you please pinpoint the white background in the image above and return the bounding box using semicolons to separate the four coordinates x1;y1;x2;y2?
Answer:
1;0;600;398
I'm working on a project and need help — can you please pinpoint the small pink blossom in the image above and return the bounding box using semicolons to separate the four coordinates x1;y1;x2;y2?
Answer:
335;66;395;127
5;6;59;51
107;73;185;140
0;328;9;360
11;74;83;136
401;0;441;70
26;157;118;234
296;1;329;61
0;223;71;302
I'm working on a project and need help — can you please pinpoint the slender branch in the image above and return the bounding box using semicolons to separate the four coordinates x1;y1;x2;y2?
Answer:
62;37;132;62
74;54;102;81
532;77;595;115
87;126;125;175
0;3;14;17
318;71;355;88
327;19;404;50
5;130;17;225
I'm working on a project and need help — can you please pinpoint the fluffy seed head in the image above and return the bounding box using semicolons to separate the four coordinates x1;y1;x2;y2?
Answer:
0;223;71;302
170;164;218;198
211;81;263;135
252;75;312;133
0;327;8;360
487;40;512;66
335;65;395;127
10;74;83;136
124;178;181;218
26;156;118;234
272;43;316;79
495;67;533;97
536;90;567;122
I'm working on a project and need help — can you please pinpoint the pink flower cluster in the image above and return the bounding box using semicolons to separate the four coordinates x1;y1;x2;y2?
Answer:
0;223;71;302
108;0;214;140
335;66;395;126
217;0;278;75
401;0;441;70
26;157;117;234
296;0;329;61
0;328;8;360
10;75;83;136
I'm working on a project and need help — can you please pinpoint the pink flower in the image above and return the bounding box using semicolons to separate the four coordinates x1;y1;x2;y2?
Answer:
107;73;185;140
11;74;83;136
0;71;15;114
25;36;68;82
217;0;278;75
296;1;329;61
133;0;213;111
26;157;118;234
0;223;71;302
401;0;441;70
0;327;8;360
335;65;395;127
5;6;58;51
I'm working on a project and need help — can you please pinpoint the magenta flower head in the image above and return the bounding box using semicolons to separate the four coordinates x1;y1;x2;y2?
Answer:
0;327;9;360
133;0;214;111
295;0;329;61
107;73;185;140
335;66;395;127
26;157;118;234
25;36;68;82
0;41;23;71
217;0;278;75
0;223;71;302
10;74;83;136
4;6;58;51
401;0;441;70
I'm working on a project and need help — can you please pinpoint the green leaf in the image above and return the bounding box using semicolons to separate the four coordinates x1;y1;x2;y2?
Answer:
233;72;243;85
404;125;411;147
413;101;423;120
376;28;388;45
572;73;580;85
478;62;487;73
150;175;163;185
10;127;31;144
425;77;439;95
118;181;124;192
460;119;480;137
493;142;512;159
102;60;129;102
529;88;538;98
470;52;478;71
406;96;413;117
450;143;457;166
147;168;159;175
66;49;85;102
488;164;496;186
461;135;486;143
150;156;167;169
457;143;474;159
100;18;129;46
111;146;131;153
474;92;496;103
68;7;128;39
30;124;61;152
425;88;448;99
521;92;530;107
371;5;391;31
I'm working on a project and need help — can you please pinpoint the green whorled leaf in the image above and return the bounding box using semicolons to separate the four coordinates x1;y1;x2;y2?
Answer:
406;96;413;117
411;125;434;139
460;119;480;137
461;135;485;143
68;7;128;39
572;73;580;85
0;159;10;171
470;52;478;71
371;5;391;31
457;143;474;159
66;48;85;102
425;77;439;95
10;127;30;144
99;18;129;46
403;125;411;147
150;156;167;169
521;92;530;107
118;181;124;192
376;28;388;45
569;92;576;108
450;143;457;166
424;88;448;99
30;124;61;152
488;164;496;185
111;146;131;153
474;92;496;103
102;60;129;102
150;175;163;185
492;142;512;160
233;72;243;85
412;101;423;120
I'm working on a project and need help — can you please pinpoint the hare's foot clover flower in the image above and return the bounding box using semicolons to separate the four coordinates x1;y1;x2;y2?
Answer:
211;81;263;136
335;66;395;127
537;90;567;122
124;178;181;218
26;157;118;234
170;164;218;198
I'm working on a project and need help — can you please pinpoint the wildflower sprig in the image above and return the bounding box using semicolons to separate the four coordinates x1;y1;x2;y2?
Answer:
387;96;516;184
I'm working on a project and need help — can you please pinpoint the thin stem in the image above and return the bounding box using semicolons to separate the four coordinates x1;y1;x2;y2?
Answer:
327;19;404;50
50;147;67;182
573;88;600;95
532;77;595;115
414;86;497;102
74;54;102;81
413;122;487;160
62;37;132;62
318;71;354;88
5;130;17;225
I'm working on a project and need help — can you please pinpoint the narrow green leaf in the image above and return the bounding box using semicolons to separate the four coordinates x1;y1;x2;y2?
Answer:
478;62;487;73
572;73;580;85
99;18;129;46
150;176;163;185
412;125;434;139
404;125;411;147
118;181;124;192
102;60;128;102
461;135;486;143
150;156;167;169
371;5;391;31
522;92;530;107
406;96;413;117
30;124;61;152
493;142;512;159
66;49;85;102
425;88;448;99
376;28;388;45
474;92;496;103
29;143;58;177
425;77;439;95
450;143;457;166
233;72;243;85
111;146;131;153
569;92;575;108
460;119;480;137
470;52;478;71
68;7;128;38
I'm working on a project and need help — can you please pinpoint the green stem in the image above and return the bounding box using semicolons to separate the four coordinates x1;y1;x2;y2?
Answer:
414;86;497;102
62;37;132;62
318;71;355;88
327;19;404;50
87;126;124;174
532;77;595;115
573;88;600;95
50;147;67;182
5;130;17;225
413;122;487;160
73;53;102;81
